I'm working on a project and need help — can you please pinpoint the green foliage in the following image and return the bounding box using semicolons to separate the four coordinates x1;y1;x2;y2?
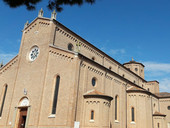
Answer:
3;0;95;12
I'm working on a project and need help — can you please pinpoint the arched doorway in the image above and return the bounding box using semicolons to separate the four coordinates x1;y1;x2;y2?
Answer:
17;108;27;128
16;98;29;128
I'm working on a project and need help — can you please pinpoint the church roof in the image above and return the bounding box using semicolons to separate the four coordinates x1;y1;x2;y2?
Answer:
123;59;145;67
84;90;104;95
153;111;166;117
154;92;170;98
84;90;113;101
127;86;145;91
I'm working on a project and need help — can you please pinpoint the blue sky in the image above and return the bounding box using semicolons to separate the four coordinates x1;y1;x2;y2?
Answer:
0;0;170;92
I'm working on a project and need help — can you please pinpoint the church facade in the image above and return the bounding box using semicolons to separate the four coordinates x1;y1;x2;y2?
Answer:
0;10;170;128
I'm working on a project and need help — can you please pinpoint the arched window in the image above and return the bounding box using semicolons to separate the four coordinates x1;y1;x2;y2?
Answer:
131;107;135;122
115;95;119;121
0;85;8;117
68;43;74;51
158;123;160;128
52;76;60;114
90;110;94;120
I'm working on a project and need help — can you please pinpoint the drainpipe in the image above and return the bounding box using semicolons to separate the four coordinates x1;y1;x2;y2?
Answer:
151;96;154;128
74;55;83;122
125;83;127;128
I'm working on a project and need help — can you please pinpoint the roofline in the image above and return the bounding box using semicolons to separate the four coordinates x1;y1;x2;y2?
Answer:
123;61;145;67
23;17;51;31
0;55;18;71
22;16;147;82
127;90;159;98
83;94;113;101
147;80;159;84
159;96;170;99
48;45;160;99
47;45;146;90
78;53;147;89
153;114;166;117
51;19;147;82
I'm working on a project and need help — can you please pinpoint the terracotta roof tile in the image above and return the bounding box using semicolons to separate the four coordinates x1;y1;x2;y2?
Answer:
83;89;113;101
127;86;145;91
84;89;104;95
153;111;166;117
154;92;170;98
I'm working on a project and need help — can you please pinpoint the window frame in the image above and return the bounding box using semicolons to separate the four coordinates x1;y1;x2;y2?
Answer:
115;95;119;121
91;77;97;87
0;84;8;117
90;110;95;121
67;43;74;51
131;107;135;122
51;75;60;115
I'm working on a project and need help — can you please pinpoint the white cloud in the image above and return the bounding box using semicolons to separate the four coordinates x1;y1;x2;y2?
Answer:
109;49;126;55
143;62;170;73
159;78;170;92
0;53;17;65
143;61;170;92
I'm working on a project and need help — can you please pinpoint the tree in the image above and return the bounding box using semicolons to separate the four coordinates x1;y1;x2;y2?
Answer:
3;0;95;12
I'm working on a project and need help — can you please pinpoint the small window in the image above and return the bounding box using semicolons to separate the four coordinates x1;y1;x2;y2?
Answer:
0;85;8;117
135;68;138;72
167;106;170;110
92;57;95;61
92;77;96;87
154;104;156;107
68;43;74;51
90;110;94;120
122;74;125;77
52;76;60;114
158;123;160;128
148;88;150;91
131;107;135;122
134;80;136;84
109;66;112;70
115;95;119;121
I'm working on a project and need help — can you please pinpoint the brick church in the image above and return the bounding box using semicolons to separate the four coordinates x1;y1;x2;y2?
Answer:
0;9;170;128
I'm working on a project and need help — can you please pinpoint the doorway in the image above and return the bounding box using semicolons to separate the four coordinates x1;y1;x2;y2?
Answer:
17;108;28;128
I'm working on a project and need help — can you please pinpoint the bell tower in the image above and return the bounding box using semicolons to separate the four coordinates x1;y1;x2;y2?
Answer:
123;58;145;79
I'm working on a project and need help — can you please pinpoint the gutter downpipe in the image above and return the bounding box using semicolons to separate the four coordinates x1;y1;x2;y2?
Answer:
74;54;83;122
126;83;127;128
151;96;154;128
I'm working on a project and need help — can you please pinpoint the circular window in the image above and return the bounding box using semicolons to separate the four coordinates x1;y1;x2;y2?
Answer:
68;43;74;51
168;106;170;110
109;66;112;70
29;46;40;61
92;77;96;87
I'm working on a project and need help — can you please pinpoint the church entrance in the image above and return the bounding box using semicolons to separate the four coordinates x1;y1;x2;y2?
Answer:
17;107;27;128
